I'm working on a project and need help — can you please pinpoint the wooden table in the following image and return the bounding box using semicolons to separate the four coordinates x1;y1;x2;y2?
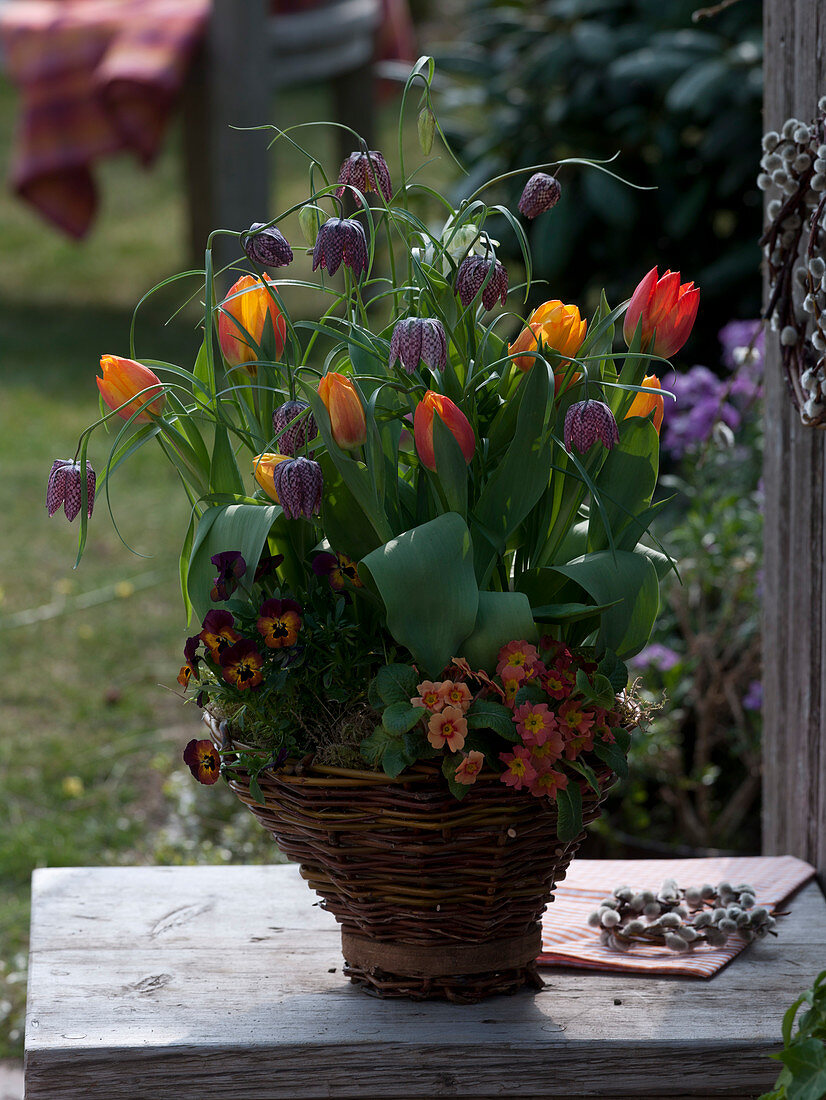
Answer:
24;864;825;1099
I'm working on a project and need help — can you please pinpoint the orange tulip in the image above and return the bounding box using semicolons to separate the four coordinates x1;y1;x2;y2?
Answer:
252;453;291;501
623;267;699;359
218;274;287;373
317;372;367;450
413;391;475;472
625;375;664;433
509;300;587;371
97;355;165;422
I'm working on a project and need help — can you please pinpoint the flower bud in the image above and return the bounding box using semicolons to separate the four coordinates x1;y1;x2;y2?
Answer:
252;452;291;501
455;255;508;310
270;456;323;520
564;400;619;454
47;459;96;521
518;172;562;218
389;317;447;374
242;223;294;268
317;372;367;449
97;355;165;421
298;205;327;247
625;374;664;433
417;107;436;155
508;300;586;371
414;390;476;471
217;274;287;372
272;400;317;456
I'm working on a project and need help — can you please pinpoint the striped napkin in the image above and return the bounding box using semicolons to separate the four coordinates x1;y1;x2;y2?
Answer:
539;855;816;977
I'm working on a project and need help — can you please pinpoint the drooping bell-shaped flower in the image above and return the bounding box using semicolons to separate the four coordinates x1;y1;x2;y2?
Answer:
335;150;393;202
272;399;317;456
47;459;96;521
518;173;562;218
270;456;323;520
241;223;294;268
389;317;447;374
455;254;508;310
312;217;369;278
564;400;619;454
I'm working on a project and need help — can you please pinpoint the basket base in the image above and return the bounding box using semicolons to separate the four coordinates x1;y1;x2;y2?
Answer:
341;926;545;1003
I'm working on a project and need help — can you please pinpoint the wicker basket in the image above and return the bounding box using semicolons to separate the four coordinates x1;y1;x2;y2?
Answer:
206;715;611;1002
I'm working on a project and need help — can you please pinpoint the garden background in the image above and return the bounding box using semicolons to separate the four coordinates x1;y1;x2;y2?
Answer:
0;0;765;1063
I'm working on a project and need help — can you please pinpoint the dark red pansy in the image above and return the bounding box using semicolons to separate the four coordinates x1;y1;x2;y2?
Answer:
254;551;284;584
183;739;222;784
210;551;246;602
257;597;302;648
219;639;265;690
199;609;241;660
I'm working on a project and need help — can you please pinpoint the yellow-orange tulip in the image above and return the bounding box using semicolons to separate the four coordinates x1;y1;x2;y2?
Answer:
253;453;291;501
97;355;165;422
218;274;287;373
625;375;664;433
508;300;586;371
317;372;367;450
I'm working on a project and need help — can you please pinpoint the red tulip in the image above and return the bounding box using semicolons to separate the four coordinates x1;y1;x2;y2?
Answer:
218;274;287;372
97;355;165;422
623;268;699;359
414;391;475;472
317;372;367;450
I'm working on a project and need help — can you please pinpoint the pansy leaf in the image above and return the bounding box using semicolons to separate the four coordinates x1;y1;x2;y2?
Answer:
459;590;538;673
466;699;518;740
359;513;479;677
382;703;428;735
556;781;583;842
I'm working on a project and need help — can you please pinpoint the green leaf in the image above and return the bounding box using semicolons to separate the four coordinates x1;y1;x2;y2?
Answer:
382;702;428;735
187;503;282;620
431;409;469;518
532;599;621;623
588;418;659;554
383;741;415;778
209;424;245;496
575;669;615;708
776;1039;826;1100
359;513;480;677
565;758;601;797
598;651;629;693
319;454;385;561
466;699;518;740
594;740;629;779
460;590;538;673
367;676;384;710
556;781;583;842
360;725;390;768
374;664;418;705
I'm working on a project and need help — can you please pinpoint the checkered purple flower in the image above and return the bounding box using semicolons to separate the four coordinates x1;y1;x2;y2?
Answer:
518;173;562;218
46;460;95;521
242;223;294;268
455;255;509;310
312;217;369;278
335;150;393;203
564;400;619;454
270;456;323;520
389;317;447;374
272;400;317;457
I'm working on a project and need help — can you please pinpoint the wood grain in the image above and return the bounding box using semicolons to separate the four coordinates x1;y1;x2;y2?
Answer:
24;864;826;1099
762;0;826;888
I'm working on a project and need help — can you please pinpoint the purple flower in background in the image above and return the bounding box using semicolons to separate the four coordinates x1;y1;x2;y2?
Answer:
720;320;764;404
630;644;680;673
742;681;763;712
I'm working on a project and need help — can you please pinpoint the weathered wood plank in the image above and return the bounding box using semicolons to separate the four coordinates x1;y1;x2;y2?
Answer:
762;0;826;888
24;864;825;1099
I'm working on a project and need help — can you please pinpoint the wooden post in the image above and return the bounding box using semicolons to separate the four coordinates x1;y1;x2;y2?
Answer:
762;0;826;886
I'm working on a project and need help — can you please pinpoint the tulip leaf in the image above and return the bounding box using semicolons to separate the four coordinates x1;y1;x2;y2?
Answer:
459;591;538;673
318;454;385;561
431;410;469;518
587;418;659;553
187;503;282;620
531;600;621;623
209;424;245;497
359;513;479;677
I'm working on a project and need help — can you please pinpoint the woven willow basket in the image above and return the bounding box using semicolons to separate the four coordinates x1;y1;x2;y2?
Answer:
205;714;611;1003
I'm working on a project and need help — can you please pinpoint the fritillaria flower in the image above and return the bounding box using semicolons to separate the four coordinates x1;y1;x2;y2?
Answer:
210;551;246;602
272;400;317;456
183;739;222;785
199;609;241;660
312;217;369;278
518;172;562;218
335;149;393;202
564;400;619;454
625;374;664;433
219;639;265;690
270;456;323;520
454;255;508;310
46;460;96;521
241;223;294;268
257;597;302;649
623;267;700;359
389;317;447;374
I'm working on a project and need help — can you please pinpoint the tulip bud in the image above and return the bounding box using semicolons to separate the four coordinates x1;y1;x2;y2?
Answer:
252;452;291;501
389;317;447;374
414;391;476;471
218;274;287;372
564;400;619;454
270;456;323;520
335;149;393;202
518;173;562;218
317;372;367;449
508;300;586;371
312;217;369;278
47;459;96;521
623;267;700;359
241;223;294;268
97;355;165;422
272;400;317;456
417;108;436;155
455;255;508;310
298;205;327;247
625;375;664;433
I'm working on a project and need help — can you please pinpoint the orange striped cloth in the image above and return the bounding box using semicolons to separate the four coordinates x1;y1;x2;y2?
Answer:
0;0;208;238
539;855;816;977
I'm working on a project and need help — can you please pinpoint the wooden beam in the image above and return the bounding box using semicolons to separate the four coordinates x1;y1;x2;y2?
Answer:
762;0;826;886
